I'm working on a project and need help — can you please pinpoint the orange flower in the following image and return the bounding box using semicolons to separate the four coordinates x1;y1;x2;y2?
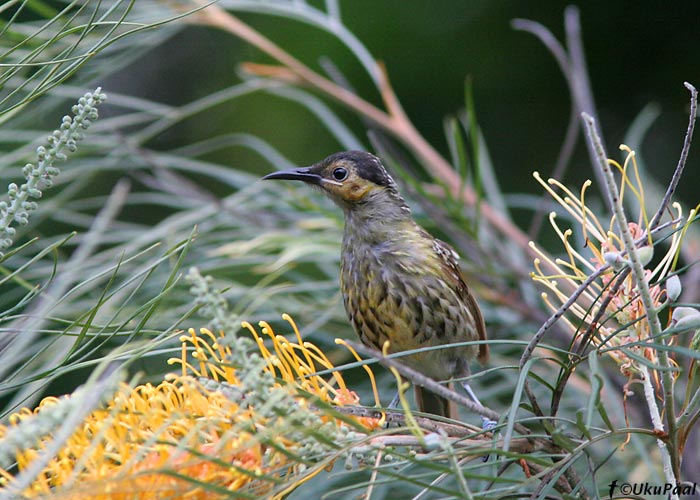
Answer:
0;316;380;499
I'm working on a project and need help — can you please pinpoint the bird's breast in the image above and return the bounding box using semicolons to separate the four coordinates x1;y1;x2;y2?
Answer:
339;235;478;380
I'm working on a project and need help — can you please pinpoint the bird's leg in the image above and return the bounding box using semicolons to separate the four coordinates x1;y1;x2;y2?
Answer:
461;381;497;431
462;381;497;463
378;392;403;429
387;391;401;409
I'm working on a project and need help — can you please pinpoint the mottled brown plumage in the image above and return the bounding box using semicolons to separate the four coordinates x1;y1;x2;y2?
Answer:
263;151;487;418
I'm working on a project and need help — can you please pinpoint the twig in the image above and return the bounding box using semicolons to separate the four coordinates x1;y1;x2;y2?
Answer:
528;100;580;239
520;217;681;417
520;267;607;371
549;268;630;417
194;2;542;260
364;432;557;457
364;447;382;500
565;7;607;196
513;9;640;422
583;113;679;489
331;405;481;438
511;18;580;239
519;266;608;417
648;82;697;231
344;340;522;432
513;8;608;197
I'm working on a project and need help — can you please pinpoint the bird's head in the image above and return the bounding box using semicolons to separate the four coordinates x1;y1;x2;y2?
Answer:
262;151;409;217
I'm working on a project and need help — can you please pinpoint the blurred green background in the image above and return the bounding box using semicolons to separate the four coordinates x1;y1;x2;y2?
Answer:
2;1;700;494
2;0;699;413
107;0;700;201
1;0;698;404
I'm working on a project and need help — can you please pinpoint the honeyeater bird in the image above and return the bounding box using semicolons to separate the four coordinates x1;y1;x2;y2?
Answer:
263;150;488;420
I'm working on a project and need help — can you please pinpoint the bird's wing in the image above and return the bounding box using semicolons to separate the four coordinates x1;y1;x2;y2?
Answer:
432;237;489;364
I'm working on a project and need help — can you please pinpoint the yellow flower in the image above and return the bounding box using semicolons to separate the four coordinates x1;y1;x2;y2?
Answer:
0;315;380;499
530;145;695;375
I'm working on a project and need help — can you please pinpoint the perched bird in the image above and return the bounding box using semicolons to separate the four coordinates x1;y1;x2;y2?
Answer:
263;151;488;419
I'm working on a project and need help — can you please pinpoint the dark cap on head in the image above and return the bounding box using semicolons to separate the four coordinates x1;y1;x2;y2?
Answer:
318;151;394;188
262;150;405;210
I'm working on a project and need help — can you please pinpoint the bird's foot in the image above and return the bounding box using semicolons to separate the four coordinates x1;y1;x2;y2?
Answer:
381;392;402;429
481;416;497;432
480;417;498;462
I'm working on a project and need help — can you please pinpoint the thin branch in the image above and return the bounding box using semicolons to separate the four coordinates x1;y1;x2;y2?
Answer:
514;9;608;197
648;82;697;230
363;433;552;457
520;265;607;418
330;405;481;438
564;6;607;195
511;19;570;74
194;2;538;257
583;113;680;488
332;407;561;461
511;19;580;239
550;268;630;417
343;340;526;433
519;266;607;372
528;99;580;239
520;217;681;417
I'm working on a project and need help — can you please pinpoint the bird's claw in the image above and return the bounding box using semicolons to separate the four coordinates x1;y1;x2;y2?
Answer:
480;418;498;462
481;417;497;431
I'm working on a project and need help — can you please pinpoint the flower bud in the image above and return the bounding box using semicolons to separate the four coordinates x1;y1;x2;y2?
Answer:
636;246;654;267
666;275;682;302
423;432;442;451
604;251;627;271
671;307;700;331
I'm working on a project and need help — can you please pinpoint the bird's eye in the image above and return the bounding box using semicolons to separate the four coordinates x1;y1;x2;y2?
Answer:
332;167;348;181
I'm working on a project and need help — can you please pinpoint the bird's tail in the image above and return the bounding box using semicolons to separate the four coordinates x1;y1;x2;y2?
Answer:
415;383;456;419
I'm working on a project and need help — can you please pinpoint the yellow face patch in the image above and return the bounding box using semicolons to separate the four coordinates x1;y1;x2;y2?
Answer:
323;179;375;201
318;160;379;203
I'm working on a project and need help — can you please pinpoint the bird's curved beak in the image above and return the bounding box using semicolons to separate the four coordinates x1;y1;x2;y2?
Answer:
262;166;322;185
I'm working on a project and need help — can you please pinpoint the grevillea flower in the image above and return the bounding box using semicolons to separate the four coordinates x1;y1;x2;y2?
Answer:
0;315;381;499
529;145;696;377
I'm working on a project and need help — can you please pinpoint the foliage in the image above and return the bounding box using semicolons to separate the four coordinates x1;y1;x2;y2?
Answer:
0;1;698;499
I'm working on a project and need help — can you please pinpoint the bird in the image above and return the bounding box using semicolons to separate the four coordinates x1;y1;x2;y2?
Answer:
262;150;488;420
